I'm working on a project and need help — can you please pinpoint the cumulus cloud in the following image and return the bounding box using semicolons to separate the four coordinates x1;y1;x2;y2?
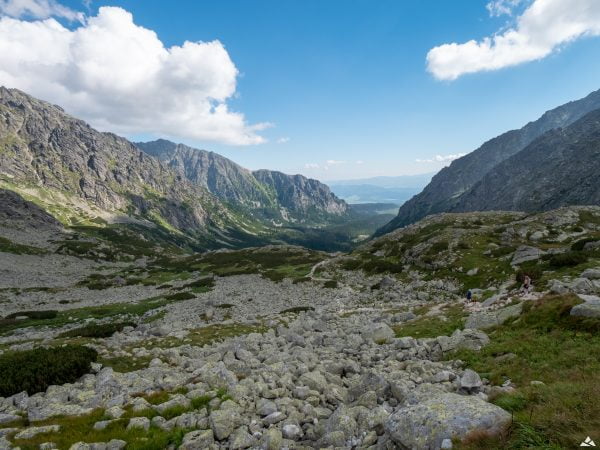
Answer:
0;6;269;145
0;0;83;21
427;0;600;80
304;163;319;169
486;0;523;17
325;160;346;165
416;153;466;164
276;137;290;144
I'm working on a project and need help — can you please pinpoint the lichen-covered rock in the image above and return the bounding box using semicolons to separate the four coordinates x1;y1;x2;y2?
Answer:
571;295;600;318
465;303;523;330
179;429;214;449
15;425;60;440
209;409;241;441
512;246;544;265
385;393;511;449
362;322;395;344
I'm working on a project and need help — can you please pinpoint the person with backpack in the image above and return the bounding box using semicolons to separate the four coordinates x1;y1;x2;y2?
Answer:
523;275;531;294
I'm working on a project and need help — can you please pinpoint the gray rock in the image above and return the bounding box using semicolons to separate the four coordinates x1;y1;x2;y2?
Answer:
261;428;283;450
282;423;302;440
362;322;395;344
180;429;214;449
256;399;277;416
126;417;150;431
93;420;117;431
441;438;453;449
209;409;241;440
512;246;544;265
460;369;483;393
15;425;60;440
571;295;600;318
582;268;600;280
153;394;190;414
0;413;20;425
465;303;523;330
385;393;511;449
28;403;93;421
229;426;255;449
299;371;328;392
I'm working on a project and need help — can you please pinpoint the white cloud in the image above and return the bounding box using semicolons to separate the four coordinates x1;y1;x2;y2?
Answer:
486;0;523;17
0;6;269;145
355;160;364;165
0;0;83;21
427;0;600;80
304;163;319;169
416;153;466;164
325;160;346;165
276;137;290;144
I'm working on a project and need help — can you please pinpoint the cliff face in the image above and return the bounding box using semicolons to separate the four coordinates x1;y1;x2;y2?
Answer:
137;140;348;224
0;87;235;235
450;109;600;213
378;88;600;235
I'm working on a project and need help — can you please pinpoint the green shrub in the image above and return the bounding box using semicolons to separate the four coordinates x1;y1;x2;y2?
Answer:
323;280;338;288
571;237;598;251
176;277;215;290
4;310;58;320
428;241;449;254
165;292;196;301
548;251;588;268
58;321;135;338
490;246;516;258
0;345;98;397
292;276;311;284
280;306;315;314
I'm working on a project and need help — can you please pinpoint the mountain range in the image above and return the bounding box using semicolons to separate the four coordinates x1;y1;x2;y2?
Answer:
0;87;349;249
136;139;347;224
378;88;600;235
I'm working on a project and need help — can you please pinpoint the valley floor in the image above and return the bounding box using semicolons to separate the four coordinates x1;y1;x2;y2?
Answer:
1;206;599;449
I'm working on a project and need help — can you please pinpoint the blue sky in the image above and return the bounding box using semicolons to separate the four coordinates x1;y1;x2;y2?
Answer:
2;0;600;180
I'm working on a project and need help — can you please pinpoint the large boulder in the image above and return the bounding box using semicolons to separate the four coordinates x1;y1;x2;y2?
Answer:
362;322;395;344
465;303;523;330
385;393;511;449
571;294;600;318
436;329;489;353
511;246;544;265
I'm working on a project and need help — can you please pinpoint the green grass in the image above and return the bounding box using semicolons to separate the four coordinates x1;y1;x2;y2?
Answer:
140;246;325;283
0;295;194;336
393;303;467;339
58;321;135;339
98;355;153;373
453;294;600;449
0;237;46;255
146;323;268;350
9;409;191;450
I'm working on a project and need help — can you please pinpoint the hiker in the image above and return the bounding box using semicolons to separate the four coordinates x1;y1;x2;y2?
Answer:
466;289;473;301
523;275;531;294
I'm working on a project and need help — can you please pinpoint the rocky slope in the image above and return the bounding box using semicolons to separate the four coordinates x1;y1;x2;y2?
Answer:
379;88;600;234
450;108;600;213
137;139;348;224
0;87;239;239
253;169;347;220
0;205;598;449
